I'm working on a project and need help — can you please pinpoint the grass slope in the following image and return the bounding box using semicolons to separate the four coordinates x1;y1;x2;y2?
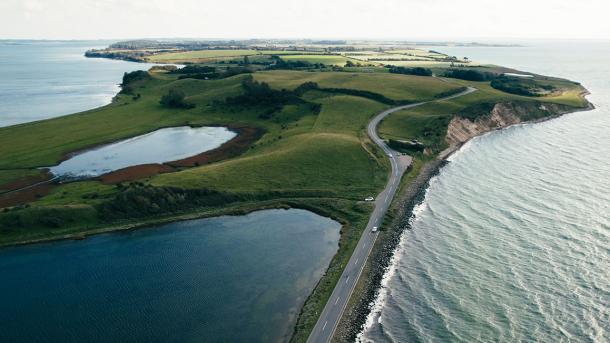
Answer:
153;95;389;197
379;77;588;150
254;71;462;102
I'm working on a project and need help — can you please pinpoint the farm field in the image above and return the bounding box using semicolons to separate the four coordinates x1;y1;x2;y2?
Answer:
147;49;258;62
277;54;353;66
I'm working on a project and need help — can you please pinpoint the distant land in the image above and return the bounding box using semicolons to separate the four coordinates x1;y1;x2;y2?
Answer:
84;39;520;63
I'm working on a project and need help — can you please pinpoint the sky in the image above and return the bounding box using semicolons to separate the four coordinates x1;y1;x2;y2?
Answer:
1;0;610;41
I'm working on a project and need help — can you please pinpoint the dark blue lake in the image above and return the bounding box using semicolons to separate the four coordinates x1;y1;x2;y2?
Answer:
0;209;340;342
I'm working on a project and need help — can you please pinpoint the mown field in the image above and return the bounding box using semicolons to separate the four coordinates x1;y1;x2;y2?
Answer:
146;49;327;64
147;49;258;63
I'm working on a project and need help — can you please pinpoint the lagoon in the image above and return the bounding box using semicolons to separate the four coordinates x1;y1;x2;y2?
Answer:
0;209;341;343
47;126;236;179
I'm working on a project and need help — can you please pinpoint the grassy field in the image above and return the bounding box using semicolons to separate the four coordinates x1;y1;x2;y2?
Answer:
0;69;467;237
0;169;45;192
278;54;353;66
254;70;462;101
147;49;258;62
347;54;425;61
146;50;328;63
378;77;588;150
152;95;389;197
343;49;477;69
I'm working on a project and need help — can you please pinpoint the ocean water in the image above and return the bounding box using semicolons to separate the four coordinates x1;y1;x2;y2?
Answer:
48;126;236;179
0;209;340;343
361;41;610;342
0;40;156;127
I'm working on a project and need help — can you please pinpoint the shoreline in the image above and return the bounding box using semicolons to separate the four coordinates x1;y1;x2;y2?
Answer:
0;197;344;249
333;95;594;342
438;94;595;161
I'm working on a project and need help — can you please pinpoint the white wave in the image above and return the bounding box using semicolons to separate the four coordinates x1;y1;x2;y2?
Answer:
357;178;436;342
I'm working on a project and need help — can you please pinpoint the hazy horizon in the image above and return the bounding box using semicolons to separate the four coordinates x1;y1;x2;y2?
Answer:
2;0;609;41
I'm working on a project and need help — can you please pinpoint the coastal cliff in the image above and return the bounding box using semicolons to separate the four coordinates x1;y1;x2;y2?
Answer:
441;100;591;158
333;97;592;343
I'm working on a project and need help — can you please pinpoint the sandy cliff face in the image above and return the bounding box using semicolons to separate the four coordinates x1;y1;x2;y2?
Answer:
444;101;582;151
446;103;522;146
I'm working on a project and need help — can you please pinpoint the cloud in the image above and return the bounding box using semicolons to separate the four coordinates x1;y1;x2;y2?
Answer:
0;0;609;40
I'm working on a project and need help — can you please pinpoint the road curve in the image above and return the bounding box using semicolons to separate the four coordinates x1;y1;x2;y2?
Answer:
307;86;477;343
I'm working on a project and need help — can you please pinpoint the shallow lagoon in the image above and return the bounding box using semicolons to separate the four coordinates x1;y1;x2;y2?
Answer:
48;126;236;179
0;209;341;342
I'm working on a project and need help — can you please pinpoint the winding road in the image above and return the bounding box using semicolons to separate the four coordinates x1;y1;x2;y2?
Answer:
307;86;476;343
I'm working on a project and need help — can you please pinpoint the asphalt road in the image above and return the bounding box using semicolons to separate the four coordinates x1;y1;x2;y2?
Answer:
307;87;476;343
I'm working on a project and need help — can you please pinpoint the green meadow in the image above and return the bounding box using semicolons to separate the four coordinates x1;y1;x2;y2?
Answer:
0;69;465;238
379;77;587;149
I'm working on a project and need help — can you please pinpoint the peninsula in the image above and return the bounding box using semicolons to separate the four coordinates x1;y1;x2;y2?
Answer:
0;40;591;342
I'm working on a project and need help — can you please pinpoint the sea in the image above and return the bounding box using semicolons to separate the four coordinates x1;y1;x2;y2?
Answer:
360;41;610;342
0;40;156;127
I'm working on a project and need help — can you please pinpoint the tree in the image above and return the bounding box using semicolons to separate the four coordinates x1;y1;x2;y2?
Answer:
120;70;150;94
387;66;433;76
160;89;195;108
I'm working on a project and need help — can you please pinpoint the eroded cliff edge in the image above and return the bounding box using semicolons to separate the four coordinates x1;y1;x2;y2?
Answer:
441;100;593;158
333;96;594;343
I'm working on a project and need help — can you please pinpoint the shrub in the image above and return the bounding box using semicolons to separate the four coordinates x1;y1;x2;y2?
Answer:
490;76;555;97
97;185;243;220
387;66;433;76
224;76;300;108
294;81;320;95
444;69;495;81
388;139;425;152
160;89;195;109
267;56;324;70
120;70;150;94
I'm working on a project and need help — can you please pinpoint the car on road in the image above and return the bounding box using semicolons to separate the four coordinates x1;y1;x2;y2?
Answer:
364;196;374;201
372;226;378;232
